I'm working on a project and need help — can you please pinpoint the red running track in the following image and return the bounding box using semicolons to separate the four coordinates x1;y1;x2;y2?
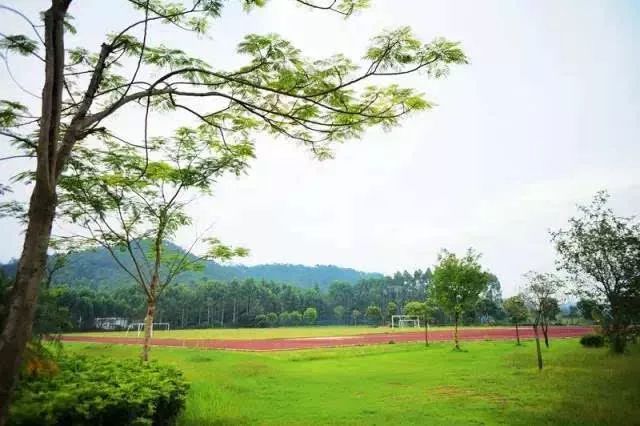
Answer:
61;326;592;352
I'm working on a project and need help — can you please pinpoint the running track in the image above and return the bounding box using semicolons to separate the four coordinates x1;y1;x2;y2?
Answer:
61;326;592;351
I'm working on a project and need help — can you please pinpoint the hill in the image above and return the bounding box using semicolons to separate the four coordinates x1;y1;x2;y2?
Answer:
1;244;381;290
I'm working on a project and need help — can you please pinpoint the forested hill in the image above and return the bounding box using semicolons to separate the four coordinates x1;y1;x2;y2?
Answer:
1;245;382;290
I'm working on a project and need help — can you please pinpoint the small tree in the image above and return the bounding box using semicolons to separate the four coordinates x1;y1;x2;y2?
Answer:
551;191;640;353
289;311;302;326
403;301;426;317
279;311;291;327
303;307;318;325
432;249;490;350
522;271;564;370
333;305;345;324
503;295;528;345
365;305;382;326
265;312;278;328
351;309;362;326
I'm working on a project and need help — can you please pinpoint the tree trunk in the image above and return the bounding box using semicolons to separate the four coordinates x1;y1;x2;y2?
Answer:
533;323;543;370
142;298;156;362
424;318;429;347
141;275;159;362
232;298;237;325
454;312;460;350
220;297;225;327
0;3;70;423
515;322;520;345
542;317;550;348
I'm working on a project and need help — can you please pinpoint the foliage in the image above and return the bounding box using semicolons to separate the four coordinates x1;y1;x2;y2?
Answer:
431;249;490;348
431;249;491;320
265;312;278;327
403;301;426;318
351;309;361;325
580;333;605;348
551;191;640;353
303;307;318;325
10;354;188;426
576;298;601;321
364;305;382;325
502;295;528;324
289;311;302;326
333;305;346;323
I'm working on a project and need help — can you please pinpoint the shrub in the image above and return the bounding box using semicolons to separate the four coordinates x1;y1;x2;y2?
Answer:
10;354;188;426
580;333;605;348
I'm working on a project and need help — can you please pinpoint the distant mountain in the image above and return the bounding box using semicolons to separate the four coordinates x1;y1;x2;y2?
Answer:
1;244;381;290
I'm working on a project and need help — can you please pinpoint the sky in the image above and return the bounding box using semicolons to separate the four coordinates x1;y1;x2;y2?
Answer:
1;0;639;296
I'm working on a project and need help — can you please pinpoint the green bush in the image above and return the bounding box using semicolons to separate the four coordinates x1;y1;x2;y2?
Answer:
580;333;605;348
10;354;188;426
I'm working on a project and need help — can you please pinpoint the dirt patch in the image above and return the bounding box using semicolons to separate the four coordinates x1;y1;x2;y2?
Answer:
60;326;592;352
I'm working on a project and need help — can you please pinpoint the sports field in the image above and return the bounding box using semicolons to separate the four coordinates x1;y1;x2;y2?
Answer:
62;326;591;351
68;325;427;340
65;338;640;425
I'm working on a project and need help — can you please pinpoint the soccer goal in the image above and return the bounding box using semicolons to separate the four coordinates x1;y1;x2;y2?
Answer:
125;322;170;337
391;315;421;328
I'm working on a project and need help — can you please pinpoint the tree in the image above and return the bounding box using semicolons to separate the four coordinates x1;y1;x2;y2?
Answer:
503;295;528;345
289;310;302;326
431;249;490;350
385;301;397;323
0;2;467;415
56;129;248;361
403;301;426;317
541;297;561;347
522;271;564;370
351;309;362;326
303;307;318;325
333;305;345;324
551;191;640;353
576;298;600;321
265;312;278;327
365;305;382;325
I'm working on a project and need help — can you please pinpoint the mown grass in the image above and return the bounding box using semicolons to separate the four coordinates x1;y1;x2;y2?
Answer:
65;339;640;425
67;325;460;340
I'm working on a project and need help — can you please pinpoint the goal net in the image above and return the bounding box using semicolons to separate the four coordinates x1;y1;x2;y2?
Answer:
125;322;170;337
391;315;421;328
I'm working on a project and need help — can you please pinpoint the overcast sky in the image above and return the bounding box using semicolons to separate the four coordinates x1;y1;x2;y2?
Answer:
1;0;639;296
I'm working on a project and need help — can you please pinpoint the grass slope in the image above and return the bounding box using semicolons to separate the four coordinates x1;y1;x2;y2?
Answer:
65;339;640;425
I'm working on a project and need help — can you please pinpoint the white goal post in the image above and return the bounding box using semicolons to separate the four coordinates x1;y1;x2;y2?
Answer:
391;315;421;328
125;322;170;337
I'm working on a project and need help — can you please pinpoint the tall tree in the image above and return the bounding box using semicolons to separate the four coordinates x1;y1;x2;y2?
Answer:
522;271;564;370
0;0;467;417
431;249;490;350
503;295;528;345
551;191;640;353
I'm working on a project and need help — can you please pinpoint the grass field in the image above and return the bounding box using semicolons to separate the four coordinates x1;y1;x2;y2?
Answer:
67;325;458;340
65;338;640;425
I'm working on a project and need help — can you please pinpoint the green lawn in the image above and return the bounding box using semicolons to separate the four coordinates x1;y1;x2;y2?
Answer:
65;339;640;425
67;325;459;340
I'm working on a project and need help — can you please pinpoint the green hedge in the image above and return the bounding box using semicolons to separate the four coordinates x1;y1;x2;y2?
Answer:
10;354;188;426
